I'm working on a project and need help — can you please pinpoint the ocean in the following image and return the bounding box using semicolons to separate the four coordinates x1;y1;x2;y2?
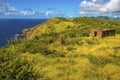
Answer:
0;19;47;47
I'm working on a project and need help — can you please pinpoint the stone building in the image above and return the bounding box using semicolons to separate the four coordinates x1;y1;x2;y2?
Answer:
89;29;115;38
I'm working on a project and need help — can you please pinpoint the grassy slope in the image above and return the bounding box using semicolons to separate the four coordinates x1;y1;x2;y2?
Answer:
0;17;120;80
19;35;120;80
23;17;120;39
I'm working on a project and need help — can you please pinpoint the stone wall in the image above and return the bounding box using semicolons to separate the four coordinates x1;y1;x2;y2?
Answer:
89;29;115;38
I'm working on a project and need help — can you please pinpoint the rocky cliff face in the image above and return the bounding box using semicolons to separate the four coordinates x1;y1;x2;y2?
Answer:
20;28;31;36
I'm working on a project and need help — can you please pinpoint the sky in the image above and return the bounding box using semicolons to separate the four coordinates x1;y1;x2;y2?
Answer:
0;0;120;18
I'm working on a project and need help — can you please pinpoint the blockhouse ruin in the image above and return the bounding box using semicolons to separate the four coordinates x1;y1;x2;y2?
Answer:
89;29;115;38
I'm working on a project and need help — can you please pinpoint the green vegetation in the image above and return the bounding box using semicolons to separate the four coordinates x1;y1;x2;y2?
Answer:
0;17;120;80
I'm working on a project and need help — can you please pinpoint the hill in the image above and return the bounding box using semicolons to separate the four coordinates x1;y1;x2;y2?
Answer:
21;17;120;39
0;17;120;80
93;16;120;20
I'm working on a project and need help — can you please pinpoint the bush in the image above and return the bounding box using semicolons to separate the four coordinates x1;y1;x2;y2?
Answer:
85;38;100;45
80;54;110;67
42;49;65;58
0;47;40;80
65;38;99;46
0;59;39;80
66;46;76;51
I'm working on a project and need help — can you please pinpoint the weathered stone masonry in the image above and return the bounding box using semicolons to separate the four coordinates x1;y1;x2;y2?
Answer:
89;29;115;38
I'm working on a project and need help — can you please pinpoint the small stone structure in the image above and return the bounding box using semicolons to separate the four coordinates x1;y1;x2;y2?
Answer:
89;29;115;38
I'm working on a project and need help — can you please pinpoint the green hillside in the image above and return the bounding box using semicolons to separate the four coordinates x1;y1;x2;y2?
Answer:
21;17;120;39
0;17;120;80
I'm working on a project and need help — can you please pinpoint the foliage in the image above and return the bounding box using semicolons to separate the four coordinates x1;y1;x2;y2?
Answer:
22;17;120;39
0;17;120;80
0;46;42;80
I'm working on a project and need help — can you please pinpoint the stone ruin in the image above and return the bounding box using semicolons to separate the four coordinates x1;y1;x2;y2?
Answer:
89;29;115;38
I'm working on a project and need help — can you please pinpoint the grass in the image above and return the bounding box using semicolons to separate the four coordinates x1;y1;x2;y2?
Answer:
1;37;120;80
0;17;120;80
13;34;119;80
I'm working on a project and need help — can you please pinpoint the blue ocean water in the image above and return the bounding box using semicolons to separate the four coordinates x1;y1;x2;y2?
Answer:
0;19;47;47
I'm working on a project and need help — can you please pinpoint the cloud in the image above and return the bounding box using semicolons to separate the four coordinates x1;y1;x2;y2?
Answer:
45;8;66;17
45;8;56;16
0;1;36;16
100;0;120;12
0;1;66;18
20;9;36;16
79;0;120;16
0;1;16;15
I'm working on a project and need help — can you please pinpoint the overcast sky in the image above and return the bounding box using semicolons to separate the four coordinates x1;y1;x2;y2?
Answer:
0;0;120;18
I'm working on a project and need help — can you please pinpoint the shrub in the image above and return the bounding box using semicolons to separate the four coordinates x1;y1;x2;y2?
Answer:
0;48;40;80
85;38;100;45
0;59;39;80
66;46;76;51
42;49;65;58
80;54;110;67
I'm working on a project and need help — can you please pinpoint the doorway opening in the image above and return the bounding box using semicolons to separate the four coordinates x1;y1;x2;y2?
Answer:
94;32;97;37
